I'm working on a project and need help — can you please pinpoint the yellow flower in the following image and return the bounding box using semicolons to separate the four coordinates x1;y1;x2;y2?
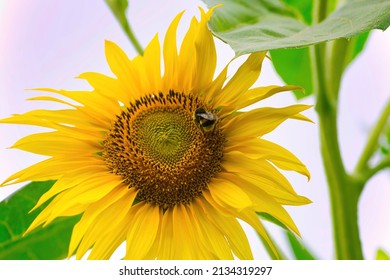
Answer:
1;7;311;259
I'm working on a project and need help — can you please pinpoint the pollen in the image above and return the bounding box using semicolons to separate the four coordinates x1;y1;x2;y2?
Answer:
103;90;225;209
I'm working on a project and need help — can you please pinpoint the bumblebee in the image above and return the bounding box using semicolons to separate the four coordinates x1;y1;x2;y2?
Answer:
194;108;218;132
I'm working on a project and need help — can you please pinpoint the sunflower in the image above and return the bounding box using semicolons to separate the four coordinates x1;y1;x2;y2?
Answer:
1;7;311;260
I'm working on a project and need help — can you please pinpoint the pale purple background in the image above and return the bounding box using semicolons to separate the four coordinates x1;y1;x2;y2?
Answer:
0;0;389;259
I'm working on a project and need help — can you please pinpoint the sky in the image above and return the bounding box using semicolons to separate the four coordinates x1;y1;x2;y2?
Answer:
0;0;389;260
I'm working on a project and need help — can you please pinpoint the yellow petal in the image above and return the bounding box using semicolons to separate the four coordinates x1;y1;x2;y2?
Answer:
142;34;162;94
237;172;312;206
237;209;281;259
74;189;136;259
0;108;103;132
220;172;302;236
200;195;253;259
125;203;161;259
68;187;135;258
236;85;302;110
27;95;76;107
198;198;253;259
208;177;252;210
257;139;310;179
190;200;233;259
192;7;217;94
85;193;135;260
11;132;100;156
223;104;312;139
172;204;199;259
225;138;310;179
105;40;144;101
32;164;109;211
202;63;228;103
172;205;192;259
78;71;129;106
157;208;174;259
1;156;97;186
222;151;262;173
162;11;184;92
176;17;198;92
33;88;118;121
41;175;123;226
222;151;301;195
214;52;267;107
87;219;128;260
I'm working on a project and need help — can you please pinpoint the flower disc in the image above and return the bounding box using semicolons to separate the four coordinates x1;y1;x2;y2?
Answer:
103;91;225;209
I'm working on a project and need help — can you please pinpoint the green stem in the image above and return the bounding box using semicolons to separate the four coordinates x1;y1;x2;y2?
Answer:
317;108;363;259
359;158;390;185
325;39;349;100
105;0;144;55
354;100;390;175
122;22;144;55
312;0;363;260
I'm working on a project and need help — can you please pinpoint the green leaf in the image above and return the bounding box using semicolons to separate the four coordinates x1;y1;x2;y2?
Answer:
270;31;369;99
286;231;316;260
281;0;313;25
204;0;374;99
258;213;316;259
270;48;312;99
376;248;390;260
256;213;287;260
258;212;289;231
205;0;390;55
0;181;80;260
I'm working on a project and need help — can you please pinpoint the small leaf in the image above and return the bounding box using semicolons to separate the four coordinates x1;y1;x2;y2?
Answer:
257;213;287;260
258;212;289;231
205;0;390;55
259;213;316;259
376;248;390;260
0;181;80;260
286;231;316;260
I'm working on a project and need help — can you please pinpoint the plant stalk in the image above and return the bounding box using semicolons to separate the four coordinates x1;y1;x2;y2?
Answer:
354;100;390;175
105;0;144;55
317;106;363;259
312;0;364;260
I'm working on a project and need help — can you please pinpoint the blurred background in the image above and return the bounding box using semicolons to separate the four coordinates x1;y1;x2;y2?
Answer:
0;0;389;259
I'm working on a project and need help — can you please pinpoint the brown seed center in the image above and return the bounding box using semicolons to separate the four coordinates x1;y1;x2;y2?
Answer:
102;91;225;209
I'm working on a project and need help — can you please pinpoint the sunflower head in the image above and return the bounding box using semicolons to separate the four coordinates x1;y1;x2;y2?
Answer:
1;7;311;260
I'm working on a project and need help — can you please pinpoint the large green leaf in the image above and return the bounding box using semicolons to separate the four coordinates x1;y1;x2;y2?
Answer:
204;0;376;99
0;181;80;259
270;31;369;98
270;47;312;99
205;0;389;55
268;0;314;98
281;0;313;25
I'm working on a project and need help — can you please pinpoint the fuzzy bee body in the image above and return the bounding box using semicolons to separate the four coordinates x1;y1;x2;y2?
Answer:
194;108;218;132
